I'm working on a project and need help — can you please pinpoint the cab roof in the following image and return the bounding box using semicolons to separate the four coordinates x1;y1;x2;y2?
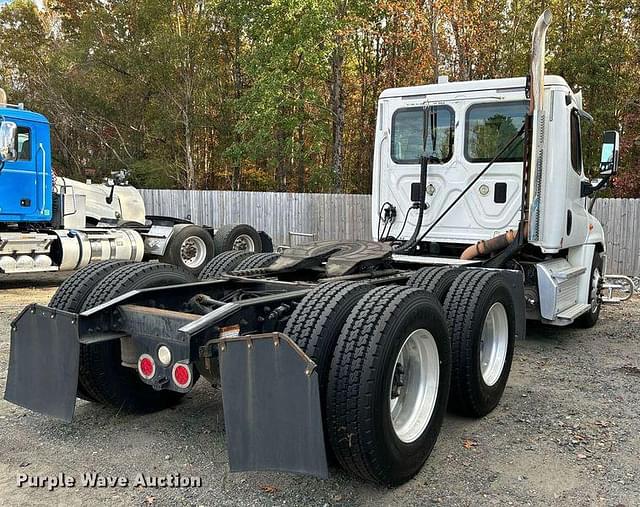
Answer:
379;75;571;100
0;105;49;124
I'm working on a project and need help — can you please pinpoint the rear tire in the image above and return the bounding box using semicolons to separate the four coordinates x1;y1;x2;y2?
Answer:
214;224;262;253
160;225;215;276
406;266;461;303
233;252;280;271
259;231;274;253
284;281;370;401
49;260;134;401
78;263;196;412
198;251;254;280
443;270;517;417
326;286;451;486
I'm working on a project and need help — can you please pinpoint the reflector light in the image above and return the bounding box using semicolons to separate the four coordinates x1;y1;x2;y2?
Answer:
172;363;192;388
138;354;155;380
157;345;172;366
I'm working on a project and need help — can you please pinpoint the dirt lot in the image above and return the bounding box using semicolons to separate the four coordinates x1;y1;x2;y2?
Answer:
0;274;638;506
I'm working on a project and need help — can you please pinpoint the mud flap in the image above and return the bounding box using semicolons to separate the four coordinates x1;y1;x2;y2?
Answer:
218;333;328;479
4;304;80;421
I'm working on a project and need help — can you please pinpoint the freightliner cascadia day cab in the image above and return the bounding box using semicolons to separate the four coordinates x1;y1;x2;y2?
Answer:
2;10;632;486
0;98;272;275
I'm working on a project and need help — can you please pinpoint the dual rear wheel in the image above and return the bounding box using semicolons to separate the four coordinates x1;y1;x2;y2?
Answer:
285;282;451;485
49;261;196;412
285;268;518;484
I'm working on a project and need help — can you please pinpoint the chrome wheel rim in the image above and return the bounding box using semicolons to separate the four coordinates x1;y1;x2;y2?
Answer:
590;267;602;313
232;234;255;252
389;329;440;444
180;236;207;268
480;302;509;386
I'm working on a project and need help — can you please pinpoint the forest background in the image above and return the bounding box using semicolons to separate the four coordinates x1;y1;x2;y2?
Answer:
1;0;638;196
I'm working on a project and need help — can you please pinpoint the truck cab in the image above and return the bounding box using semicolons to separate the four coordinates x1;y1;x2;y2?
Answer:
0;105;53;223
372;75;620;325
372;75;605;252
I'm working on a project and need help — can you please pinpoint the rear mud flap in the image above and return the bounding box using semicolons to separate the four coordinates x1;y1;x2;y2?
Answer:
4;304;80;421
218;333;328;479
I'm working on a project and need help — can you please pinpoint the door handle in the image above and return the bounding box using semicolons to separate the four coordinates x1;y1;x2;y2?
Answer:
38;143;46;214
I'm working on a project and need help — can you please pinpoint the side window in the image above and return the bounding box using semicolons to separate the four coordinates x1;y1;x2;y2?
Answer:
391;106;454;164
570;110;582;175
465;102;527;162
16;127;31;161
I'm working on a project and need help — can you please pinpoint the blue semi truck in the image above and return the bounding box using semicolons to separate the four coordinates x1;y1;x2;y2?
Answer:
0;92;269;275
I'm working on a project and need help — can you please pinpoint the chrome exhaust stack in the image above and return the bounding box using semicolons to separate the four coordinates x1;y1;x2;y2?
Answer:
527;9;552;243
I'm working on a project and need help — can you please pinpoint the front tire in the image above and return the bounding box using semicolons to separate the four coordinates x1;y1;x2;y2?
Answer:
576;251;604;328
326;286;451;486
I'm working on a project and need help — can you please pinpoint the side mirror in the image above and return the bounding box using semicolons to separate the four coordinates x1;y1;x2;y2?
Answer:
599;130;619;176
0;121;17;163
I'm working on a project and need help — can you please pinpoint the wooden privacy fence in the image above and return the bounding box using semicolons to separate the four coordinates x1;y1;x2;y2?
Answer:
140;190;640;276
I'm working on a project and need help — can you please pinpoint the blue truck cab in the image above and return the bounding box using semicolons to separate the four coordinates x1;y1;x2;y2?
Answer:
0;105;53;223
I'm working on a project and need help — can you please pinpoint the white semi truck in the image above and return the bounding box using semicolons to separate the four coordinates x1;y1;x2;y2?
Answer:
3;10;632;487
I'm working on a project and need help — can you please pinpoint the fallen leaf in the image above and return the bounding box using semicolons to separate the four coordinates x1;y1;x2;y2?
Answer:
463;439;478;449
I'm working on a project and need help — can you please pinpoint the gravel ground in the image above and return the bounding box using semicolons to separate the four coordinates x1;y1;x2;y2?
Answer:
0;273;638;506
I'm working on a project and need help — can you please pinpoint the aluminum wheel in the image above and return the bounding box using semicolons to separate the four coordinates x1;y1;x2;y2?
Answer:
180;236;208;268
480;302;509;387
232;234;256;252
389;329;440;444
590;267;602;313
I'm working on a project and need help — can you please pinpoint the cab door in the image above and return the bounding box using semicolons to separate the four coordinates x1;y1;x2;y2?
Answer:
0;123;38;220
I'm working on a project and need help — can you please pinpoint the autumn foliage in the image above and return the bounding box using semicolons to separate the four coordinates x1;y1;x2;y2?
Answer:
0;0;638;196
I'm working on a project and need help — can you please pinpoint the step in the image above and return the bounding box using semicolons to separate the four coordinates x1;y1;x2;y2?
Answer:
552;266;586;281
557;303;591;320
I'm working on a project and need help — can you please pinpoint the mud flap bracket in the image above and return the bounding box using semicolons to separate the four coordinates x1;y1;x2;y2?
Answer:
217;332;328;479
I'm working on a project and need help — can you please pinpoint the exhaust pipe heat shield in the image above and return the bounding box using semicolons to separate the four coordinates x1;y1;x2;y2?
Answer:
527;9;552;243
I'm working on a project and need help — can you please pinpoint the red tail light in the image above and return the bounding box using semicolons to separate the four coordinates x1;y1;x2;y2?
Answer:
138;354;156;380
172;363;192;388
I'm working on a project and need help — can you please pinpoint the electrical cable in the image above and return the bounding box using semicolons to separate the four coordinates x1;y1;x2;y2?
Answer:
377;201;395;241
393;207;414;241
412;125;525;247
